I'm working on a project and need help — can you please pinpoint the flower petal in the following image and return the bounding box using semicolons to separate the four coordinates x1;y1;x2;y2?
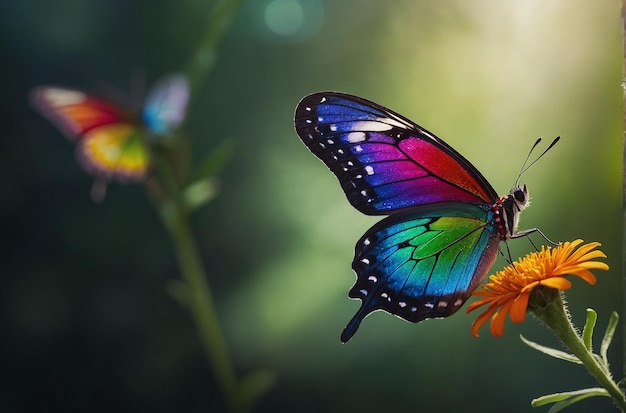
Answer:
571;269;597;285
470;303;499;337
539;277;572;290
490;299;514;337
509;292;530;323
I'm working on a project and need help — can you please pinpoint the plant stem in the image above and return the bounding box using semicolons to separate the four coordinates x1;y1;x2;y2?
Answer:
185;0;245;99
160;197;245;413
620;0;626;390
144;1;248;409
532;292;625;411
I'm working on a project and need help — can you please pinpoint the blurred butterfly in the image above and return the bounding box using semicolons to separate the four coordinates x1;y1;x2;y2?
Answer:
294;92;558;342
30;73;190;201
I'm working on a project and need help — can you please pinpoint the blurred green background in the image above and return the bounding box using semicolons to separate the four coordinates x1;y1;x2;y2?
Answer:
1;0;622;412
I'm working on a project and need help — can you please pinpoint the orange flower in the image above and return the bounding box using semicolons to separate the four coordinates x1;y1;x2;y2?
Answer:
467;239;609;337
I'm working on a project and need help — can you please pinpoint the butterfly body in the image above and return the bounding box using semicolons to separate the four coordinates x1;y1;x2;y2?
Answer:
294;92;531;342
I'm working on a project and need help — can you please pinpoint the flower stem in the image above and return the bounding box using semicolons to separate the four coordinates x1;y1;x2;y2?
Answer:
532;291;625;411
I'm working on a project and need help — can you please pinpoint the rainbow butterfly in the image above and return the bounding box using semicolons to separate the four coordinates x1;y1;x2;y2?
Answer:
30;74;189;201
294;92;557;343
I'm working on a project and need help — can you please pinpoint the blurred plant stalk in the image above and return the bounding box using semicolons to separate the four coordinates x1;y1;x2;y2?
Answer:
148;0;272;411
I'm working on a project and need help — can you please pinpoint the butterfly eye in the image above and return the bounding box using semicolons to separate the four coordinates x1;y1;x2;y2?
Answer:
514;189;526;203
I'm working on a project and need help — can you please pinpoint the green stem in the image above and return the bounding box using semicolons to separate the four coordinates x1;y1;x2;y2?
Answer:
185;0;245;98
143;2;248;410
163;203;245;413
532;291;625;411
147;149;245;412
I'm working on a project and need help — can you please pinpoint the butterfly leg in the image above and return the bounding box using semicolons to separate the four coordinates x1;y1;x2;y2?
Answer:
501;242;514;266
511;227;559;246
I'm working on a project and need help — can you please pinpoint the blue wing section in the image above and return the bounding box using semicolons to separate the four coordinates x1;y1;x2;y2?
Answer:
341;203;501;342
142;74;189;136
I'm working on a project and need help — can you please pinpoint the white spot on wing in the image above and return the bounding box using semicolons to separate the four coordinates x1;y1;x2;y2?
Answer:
364;165;374;175
353;120;393;131
454;299;463;307
346;132;366;143
41;89;86;105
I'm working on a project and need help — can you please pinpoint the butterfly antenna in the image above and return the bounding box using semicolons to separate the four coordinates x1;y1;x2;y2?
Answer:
514;137;542;187
515;136;560;187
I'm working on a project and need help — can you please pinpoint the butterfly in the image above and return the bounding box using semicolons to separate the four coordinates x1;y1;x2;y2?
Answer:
294;92;557;343
30;73;190;201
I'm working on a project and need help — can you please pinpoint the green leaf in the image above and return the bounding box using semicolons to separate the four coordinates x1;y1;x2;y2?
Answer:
520;335;582;364
183;177;219;211
600;311;619;365
582;308;597;351
531;388;609;412
193;139;235;181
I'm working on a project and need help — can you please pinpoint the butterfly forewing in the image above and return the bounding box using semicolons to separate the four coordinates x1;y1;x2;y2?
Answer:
142;74;189;136
295;92;498;215
30;87;138;138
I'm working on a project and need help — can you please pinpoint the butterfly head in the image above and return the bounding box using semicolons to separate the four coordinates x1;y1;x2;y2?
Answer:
511;184;530;212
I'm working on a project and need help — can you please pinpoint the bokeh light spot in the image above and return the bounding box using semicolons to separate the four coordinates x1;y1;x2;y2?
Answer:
264;0;304;37
261;0;324;42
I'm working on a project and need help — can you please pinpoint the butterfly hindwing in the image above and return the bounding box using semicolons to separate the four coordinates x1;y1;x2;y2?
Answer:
294;92;499;215
341;203;501;342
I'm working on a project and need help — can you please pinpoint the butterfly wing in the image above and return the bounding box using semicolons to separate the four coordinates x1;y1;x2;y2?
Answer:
341;203;500;342
295;92;498;214
30;87;148;181
142;73;190;136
